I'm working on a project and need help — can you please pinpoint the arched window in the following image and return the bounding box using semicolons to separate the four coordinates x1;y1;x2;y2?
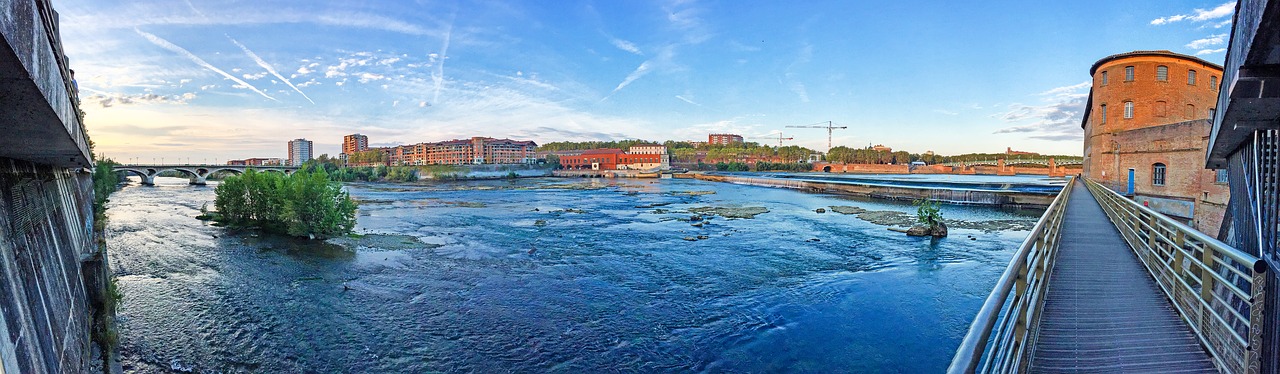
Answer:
1186;104;1196;117
1100;104;1107;124
1156;66;1168;81
1188;70;1197;85
1125;66;1135;81
1101;71;1108;85
1124;101;1134;119
1152;163;1166;186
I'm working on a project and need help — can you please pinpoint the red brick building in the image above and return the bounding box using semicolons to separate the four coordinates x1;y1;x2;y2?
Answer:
1080;50;1228;233
227;157;285;166
708;133;743;145
342;133;368;155
558;148;662;170
371;137;537;166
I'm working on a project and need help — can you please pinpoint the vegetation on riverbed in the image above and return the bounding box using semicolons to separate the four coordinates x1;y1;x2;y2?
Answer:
213;169;358;239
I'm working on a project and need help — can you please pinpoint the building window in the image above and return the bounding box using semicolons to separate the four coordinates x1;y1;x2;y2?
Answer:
1125;66;1135;81
1211;76;1218;89
1156;66;1168;81
1100;104;1107;124
1186;104;1196;117
1153;163;1166;186
1156;101;1167;117
1216;169;1229;183
1101;71;1108;85
1124;101;1134;119
1188;70;1197;85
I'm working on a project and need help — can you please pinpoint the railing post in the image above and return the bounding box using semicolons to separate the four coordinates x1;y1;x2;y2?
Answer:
1173;231;1186;276
1248;269;1266;374
1200;245;1216;301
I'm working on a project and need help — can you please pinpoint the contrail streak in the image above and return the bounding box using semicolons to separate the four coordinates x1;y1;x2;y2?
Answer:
134;28;278;102
228;35;315;104
431;13;454;104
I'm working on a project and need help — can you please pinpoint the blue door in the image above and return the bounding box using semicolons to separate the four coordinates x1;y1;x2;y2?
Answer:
1127;169;1135;195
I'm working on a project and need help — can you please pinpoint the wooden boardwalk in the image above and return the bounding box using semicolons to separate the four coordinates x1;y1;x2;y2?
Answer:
1028;180;1217;373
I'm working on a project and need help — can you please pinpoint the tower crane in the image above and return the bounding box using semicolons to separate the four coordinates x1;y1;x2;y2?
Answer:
785;121;847;153
749;133;795;147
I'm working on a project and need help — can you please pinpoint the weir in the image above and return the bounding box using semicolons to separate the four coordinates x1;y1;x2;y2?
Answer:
690;172;1062;208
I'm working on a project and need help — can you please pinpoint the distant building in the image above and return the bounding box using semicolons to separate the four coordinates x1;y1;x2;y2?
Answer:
342;134;369;155
871;144;892;152
558;148;662;171
627;143;669;169
1006;147;1037;156
1080;50;1226;234
227;158;285;166
380;137;537;166
288;138;313;166
708;133;744;145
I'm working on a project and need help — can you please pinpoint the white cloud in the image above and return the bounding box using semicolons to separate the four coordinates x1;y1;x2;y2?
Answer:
1151;2;1235;25
84;91;197;108
1186;33;1227;49
1196;48;1227;55
358;72;386;83
994;81;1090;141
932;109;959;116
242;72;269;80
610;38;643;55
675;95;700;106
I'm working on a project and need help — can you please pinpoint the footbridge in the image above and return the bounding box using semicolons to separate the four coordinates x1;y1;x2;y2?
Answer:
950;177;1266;373
114;164;299;185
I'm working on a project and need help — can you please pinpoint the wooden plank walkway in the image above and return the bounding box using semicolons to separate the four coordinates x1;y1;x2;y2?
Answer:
1028;180;1217;373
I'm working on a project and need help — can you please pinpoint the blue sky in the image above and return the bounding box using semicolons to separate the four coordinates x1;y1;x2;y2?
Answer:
61;0;1237;162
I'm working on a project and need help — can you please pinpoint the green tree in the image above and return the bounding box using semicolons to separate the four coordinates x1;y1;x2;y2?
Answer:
213;169;357;239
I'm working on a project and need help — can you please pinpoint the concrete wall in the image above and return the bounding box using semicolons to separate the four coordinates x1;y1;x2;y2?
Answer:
0;158;95;373
419;163;553;180
0;0;91;168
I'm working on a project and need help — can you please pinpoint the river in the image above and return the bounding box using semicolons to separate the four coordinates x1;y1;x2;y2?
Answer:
105;176;1042;373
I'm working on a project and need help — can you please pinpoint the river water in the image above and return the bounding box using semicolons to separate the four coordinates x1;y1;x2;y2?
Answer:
106;176;1041;373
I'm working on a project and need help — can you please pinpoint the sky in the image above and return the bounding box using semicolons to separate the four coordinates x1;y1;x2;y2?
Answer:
59;0;1238;163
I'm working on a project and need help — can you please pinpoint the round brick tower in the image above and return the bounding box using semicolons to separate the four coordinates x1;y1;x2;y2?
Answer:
1081;50;1223;186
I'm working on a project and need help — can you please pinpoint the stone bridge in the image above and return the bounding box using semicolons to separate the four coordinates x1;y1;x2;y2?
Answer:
939;157;1083;168
114;164;299;185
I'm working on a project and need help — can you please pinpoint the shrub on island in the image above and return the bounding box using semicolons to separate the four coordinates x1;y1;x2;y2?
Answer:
212;169;358;239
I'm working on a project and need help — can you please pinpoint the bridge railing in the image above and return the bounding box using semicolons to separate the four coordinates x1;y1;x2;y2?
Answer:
948;176;1075;373
1084;178;1266;374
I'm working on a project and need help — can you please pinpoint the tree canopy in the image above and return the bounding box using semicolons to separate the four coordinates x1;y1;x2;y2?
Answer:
213;169;358;239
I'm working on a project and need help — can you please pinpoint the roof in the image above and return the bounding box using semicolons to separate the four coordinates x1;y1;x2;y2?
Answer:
580;148;624;155
1089;50;1224;75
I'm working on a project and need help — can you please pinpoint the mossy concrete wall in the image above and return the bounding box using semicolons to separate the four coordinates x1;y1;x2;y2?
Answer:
0;158;97;372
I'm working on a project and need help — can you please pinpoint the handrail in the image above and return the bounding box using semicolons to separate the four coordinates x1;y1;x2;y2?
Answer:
947;176;1075;373
1084;178;1265;374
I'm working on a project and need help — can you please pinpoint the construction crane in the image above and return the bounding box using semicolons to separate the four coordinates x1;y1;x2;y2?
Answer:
750;133;795;147
786;121;847;152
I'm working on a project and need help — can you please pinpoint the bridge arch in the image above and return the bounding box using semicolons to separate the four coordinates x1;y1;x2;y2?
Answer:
111;164;301;186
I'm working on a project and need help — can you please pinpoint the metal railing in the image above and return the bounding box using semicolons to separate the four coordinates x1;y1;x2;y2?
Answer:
1084;178;1266;374
948;177;1075;373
